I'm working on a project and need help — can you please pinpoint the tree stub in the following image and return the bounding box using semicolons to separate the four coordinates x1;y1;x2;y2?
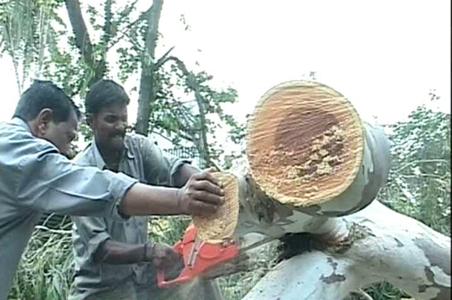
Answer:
247;80;364;207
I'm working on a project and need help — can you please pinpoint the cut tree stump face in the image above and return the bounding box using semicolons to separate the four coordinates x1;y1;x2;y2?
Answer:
246;80;364;207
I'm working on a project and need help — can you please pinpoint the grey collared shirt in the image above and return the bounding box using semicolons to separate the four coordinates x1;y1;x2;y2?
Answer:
0;118;138;300
70;134;188;300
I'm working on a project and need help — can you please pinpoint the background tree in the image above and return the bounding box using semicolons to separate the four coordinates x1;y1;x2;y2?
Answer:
380;93;450;235
63;0;243;167
1;0;244;166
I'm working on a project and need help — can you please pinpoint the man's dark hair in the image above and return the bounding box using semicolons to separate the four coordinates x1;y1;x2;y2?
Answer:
13;80;81;123
85;79;130;115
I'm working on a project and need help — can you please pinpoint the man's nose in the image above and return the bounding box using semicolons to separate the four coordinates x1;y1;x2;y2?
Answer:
70;130;78;142
115;121;127;132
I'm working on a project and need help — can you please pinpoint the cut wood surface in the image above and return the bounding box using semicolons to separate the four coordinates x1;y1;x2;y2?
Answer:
247;80;365;207
192;172;240;242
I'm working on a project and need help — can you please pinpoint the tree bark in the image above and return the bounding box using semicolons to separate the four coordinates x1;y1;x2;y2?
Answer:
64;0;94;69
135;0;163;136
241;201;450;300
64;0;111;87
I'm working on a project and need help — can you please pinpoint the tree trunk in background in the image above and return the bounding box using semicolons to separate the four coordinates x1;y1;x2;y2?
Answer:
65;0;111;87
135;0;163;136
201;81;450;300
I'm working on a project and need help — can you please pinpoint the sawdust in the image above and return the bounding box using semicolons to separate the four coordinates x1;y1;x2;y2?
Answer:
192;172;239;242
250;124;346;203
297;125;345;179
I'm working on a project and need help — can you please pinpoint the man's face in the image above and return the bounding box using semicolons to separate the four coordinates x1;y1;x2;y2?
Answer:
89;104;128;153
42;111;79;157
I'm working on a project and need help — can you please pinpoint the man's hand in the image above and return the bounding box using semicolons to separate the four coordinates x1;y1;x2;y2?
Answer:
147;243;185;279
177;169;225;216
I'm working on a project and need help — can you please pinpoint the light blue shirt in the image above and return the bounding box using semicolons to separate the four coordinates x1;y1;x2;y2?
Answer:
70;134;187;300
0;118;138;300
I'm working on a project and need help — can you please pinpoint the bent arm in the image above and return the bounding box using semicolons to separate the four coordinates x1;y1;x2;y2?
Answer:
94;239;148;264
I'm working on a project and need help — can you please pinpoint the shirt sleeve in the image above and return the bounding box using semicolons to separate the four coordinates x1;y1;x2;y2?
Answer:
140;136;191;187
72;216;111;258
15;141;138;219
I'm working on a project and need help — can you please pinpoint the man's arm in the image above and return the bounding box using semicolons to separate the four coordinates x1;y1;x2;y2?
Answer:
120;170;224;216
17;147;223;218
93;240;146;264
94;240;180;271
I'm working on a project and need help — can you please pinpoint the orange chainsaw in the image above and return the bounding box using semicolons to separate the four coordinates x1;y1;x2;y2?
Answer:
156;224;273;287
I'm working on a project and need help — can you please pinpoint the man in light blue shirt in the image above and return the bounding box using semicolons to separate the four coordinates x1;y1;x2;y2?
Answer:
0;80;224;300
70;80;222;300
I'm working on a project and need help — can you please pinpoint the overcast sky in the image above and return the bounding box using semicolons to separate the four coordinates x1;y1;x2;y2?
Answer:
0;0;450;128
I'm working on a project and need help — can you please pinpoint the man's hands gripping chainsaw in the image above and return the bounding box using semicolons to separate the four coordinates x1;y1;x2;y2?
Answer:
145;242;185;280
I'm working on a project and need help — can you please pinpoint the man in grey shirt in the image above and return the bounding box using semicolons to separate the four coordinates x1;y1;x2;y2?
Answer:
0;80;224;300
70;80;222;300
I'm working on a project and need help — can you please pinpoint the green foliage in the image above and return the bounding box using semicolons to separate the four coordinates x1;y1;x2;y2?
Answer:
149;61;244;166
9;217;74;300
148;216;191;246
379;96;451;235
1;0;245;167
357;96;451;300
0;0;62;92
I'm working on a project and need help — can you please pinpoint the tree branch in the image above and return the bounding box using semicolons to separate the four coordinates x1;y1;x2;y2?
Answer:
159;55;212;166
107;5;151;51
396;159;450;173
87;0;113;86
155;45;175;69
135;0;164;136
64;0;94;67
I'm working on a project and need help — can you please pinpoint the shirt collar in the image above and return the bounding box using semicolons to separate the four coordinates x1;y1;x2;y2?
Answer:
91;137;134;170
11;117;32;133
91;141;108;170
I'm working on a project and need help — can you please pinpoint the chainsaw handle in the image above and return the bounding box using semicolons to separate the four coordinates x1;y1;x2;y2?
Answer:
156;239;186;288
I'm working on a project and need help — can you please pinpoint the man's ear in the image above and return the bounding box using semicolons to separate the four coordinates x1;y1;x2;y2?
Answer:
36;109;53;136
86;113;95;129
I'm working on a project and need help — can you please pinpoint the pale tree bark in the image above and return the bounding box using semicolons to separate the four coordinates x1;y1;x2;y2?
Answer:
198;81;450;300
135;0;163;135
65;0;111;87
65;0;94;68
240;200;450;300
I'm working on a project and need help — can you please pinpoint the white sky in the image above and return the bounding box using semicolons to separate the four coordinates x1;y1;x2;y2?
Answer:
0;0;450;128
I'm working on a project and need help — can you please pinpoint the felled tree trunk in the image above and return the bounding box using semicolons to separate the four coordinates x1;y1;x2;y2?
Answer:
240;200;451;300
199;81;450;300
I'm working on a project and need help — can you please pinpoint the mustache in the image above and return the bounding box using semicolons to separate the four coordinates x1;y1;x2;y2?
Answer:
110;131;126;138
